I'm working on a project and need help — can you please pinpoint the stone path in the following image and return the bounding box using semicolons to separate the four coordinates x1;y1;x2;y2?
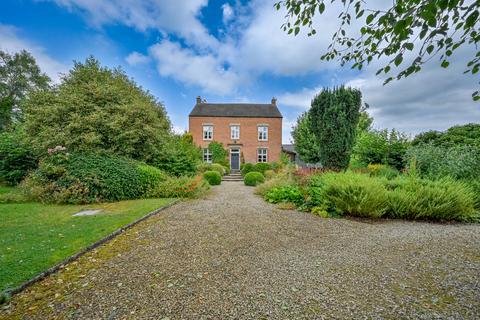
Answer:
2;182;480;319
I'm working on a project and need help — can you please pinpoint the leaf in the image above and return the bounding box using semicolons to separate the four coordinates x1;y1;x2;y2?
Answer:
405;43;414;51
366;14;375;24
441;60;450;68
319;3;325;14
394;54;403;66
426;45;434;54
294;27;300;36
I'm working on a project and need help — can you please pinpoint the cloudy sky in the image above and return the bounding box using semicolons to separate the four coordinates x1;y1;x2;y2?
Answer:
1;0;479;143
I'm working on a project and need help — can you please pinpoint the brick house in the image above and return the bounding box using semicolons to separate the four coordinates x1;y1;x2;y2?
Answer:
189;96;283;171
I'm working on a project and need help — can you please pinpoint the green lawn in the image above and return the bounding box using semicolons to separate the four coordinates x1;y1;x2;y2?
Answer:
0;197;175;292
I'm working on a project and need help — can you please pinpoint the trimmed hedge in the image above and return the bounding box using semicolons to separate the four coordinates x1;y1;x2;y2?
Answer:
244;172;265;186
254;162;271;175
203;170;222;185
241;163;255;176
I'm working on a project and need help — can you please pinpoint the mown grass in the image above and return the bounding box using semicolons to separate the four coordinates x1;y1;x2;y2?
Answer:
0;197;175;292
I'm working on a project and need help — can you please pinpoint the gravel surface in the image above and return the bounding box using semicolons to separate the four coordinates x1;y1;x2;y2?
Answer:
2;182;480;319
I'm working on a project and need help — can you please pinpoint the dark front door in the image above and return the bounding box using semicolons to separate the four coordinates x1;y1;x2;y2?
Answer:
230;150;240;170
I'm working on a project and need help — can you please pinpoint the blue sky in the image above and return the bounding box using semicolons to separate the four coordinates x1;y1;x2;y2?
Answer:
1;0;479;143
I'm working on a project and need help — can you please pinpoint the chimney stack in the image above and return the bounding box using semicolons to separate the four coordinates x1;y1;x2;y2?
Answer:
271;97;277;106
196;96;202;104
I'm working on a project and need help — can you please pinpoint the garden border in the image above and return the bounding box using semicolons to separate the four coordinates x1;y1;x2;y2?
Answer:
2;199;180;299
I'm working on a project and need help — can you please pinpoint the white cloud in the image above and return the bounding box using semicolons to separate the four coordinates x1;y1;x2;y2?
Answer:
222;3;234;24
0;24;68;82
149;40;242;95
125;51;150;66
48;0;219;49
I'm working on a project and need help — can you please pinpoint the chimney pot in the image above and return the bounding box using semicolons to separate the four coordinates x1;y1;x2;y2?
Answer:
196;96;202;104
271;97;277;106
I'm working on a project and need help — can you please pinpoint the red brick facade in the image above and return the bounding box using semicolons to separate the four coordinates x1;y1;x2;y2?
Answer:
188;100;282;168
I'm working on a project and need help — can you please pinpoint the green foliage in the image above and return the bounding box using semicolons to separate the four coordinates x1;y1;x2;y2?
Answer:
309;87;362;170
244;172;265;186
412;124;480;148
241;163;256;176
208;141;228;167
196;162;212;173
0;129;38;185
357;107;373;133
154;133;201;177
307;172;388;218
385;177;477;221
304;172;477;221
255;169;296;196
405;144;480;181
23;57;171;163
0;50;50;129
264;170;275;180
254;162;271;175
264;185;304;206
276;1;480;100
203;170;222;186
148;175;210;198
353;129;410;170
210;163;226;176
291;112;321;163
137;164;168;195
367;164;399;180
21;151;163;204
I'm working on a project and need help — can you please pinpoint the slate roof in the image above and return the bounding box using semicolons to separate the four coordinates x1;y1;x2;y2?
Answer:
282;144;296;153
189;103;282;118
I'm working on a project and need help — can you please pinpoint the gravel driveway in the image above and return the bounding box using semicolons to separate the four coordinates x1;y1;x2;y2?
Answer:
2;182;480;319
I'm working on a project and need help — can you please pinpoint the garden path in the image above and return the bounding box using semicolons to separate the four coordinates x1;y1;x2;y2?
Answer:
2;182;480;319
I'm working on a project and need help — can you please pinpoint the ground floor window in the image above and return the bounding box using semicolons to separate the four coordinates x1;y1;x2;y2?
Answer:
203;148;212;163
257;148;268;163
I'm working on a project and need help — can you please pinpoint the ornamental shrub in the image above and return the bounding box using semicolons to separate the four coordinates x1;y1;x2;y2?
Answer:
196;163;212;173
264;170;275;180
385;177;477;221
148;175;210;198
367;164;399;180
203;170;222;185
0;130;38;185
254;162;271;175
210;163;226;176
154;134;201;177
241;163;256;176
307;172;388;218
244;172;265;186
264;185;304;206
21;151;161;204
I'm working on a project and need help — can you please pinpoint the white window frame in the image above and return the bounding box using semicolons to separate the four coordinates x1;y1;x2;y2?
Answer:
203;125;213;141
203;148;212;163
257;148;268;163
258;126;268;141
230;125;240;140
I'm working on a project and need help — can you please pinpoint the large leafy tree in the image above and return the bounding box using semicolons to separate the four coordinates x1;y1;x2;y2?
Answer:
310;86;362;170
0;50;50;130
353;129;410;170
275;0;480;100
291;112;322;163
23;57;171;163
412;123;480;146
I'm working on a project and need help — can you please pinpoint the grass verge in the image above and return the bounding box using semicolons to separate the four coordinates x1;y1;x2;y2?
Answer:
0;198;175;292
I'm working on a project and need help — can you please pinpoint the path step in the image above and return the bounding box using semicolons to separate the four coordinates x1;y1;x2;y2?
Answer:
222;174;243;181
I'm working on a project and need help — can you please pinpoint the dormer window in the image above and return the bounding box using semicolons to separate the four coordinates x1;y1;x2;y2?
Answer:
258;126;268;141
203;125;213;140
